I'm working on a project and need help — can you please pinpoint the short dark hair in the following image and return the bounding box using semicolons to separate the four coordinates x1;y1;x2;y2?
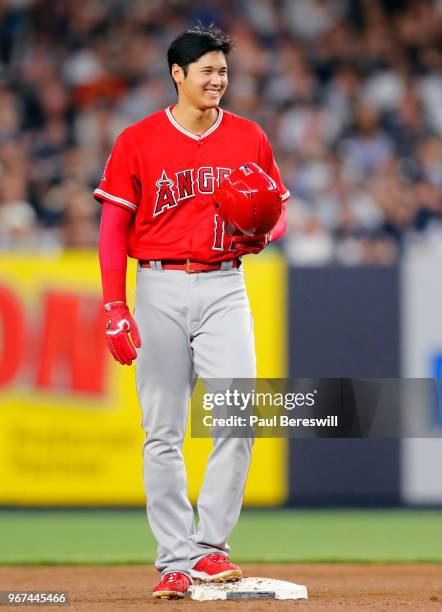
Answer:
167;24;233;91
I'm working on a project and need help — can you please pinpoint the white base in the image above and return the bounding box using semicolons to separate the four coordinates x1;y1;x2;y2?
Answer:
189;577;308;601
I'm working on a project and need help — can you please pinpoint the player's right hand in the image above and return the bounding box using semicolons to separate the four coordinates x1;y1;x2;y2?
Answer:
104;301;141;365
232;233;269;255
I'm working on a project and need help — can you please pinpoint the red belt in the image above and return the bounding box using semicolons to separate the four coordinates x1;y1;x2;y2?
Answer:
139;258;241;274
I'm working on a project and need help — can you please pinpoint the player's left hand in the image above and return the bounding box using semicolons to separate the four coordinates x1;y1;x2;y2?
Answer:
104;301;141;366
232;233;270;255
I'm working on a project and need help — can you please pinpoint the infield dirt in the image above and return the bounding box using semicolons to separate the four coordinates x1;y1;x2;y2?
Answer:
1;564;441;611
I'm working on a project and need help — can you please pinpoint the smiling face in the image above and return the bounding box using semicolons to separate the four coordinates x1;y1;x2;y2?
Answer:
172;50;228;110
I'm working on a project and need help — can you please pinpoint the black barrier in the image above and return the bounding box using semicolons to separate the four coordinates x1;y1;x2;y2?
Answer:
287;266;400;505
190;378;441;438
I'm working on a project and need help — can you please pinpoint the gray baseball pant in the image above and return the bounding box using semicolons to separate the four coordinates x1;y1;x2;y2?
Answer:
134;262;255;576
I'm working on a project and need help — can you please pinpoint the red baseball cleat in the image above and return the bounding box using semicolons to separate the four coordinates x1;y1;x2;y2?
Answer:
190;553;242;582
152;572;191;599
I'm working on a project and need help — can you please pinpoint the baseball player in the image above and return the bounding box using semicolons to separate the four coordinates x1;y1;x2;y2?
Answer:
95;25;289;599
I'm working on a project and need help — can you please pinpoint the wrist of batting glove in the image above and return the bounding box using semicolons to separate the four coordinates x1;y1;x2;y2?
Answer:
232;233;270;255
104;301;141;366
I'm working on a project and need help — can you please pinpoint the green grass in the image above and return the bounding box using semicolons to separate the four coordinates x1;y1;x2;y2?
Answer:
0;509;441;564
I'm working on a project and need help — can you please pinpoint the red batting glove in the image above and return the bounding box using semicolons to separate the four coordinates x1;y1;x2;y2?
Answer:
104;301;141;366
232;233;270;255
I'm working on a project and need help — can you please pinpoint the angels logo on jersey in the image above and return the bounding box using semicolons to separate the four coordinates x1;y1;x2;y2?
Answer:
153;166;231;216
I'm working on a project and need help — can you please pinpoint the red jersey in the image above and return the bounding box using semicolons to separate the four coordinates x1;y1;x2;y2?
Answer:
94;106;290;262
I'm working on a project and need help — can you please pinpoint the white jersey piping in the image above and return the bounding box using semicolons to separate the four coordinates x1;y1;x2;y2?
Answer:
94;189;137;211
165;106;224;140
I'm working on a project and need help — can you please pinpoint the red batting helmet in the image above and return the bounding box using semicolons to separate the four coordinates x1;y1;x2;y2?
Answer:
213;162;282;236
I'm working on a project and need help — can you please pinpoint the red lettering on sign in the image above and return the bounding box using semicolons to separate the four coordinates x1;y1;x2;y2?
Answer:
36;291;106;394
0;286;25;386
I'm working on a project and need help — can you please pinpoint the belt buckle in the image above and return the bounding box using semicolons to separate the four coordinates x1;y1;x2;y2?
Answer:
186;258;194;274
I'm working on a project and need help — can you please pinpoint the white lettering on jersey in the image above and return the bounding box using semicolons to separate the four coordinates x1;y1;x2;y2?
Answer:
153;167;231;216
175;169;195;201
153;170;178;216
198;167;215;194
217;167;231;185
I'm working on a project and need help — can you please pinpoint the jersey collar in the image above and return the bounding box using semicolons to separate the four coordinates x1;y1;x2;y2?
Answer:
165;106;223;141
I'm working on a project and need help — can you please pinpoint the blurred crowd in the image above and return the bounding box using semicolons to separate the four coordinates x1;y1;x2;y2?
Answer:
0;0;441;264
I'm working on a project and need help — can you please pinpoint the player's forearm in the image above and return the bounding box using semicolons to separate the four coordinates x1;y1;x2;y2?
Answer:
99;203;131;304
270;204;287;243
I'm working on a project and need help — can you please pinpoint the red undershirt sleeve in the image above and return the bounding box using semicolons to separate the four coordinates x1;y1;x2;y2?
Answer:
98;203;132;304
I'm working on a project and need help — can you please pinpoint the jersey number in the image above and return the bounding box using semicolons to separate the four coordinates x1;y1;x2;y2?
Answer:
212;214;236;252
212;214;225;251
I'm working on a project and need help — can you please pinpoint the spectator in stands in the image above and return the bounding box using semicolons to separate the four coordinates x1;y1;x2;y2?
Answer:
0;0;441;263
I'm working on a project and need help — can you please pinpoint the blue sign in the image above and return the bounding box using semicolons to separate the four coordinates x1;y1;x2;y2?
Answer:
432;353;442;427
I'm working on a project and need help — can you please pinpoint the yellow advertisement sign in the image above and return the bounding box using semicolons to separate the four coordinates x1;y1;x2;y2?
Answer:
0;251;287;506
